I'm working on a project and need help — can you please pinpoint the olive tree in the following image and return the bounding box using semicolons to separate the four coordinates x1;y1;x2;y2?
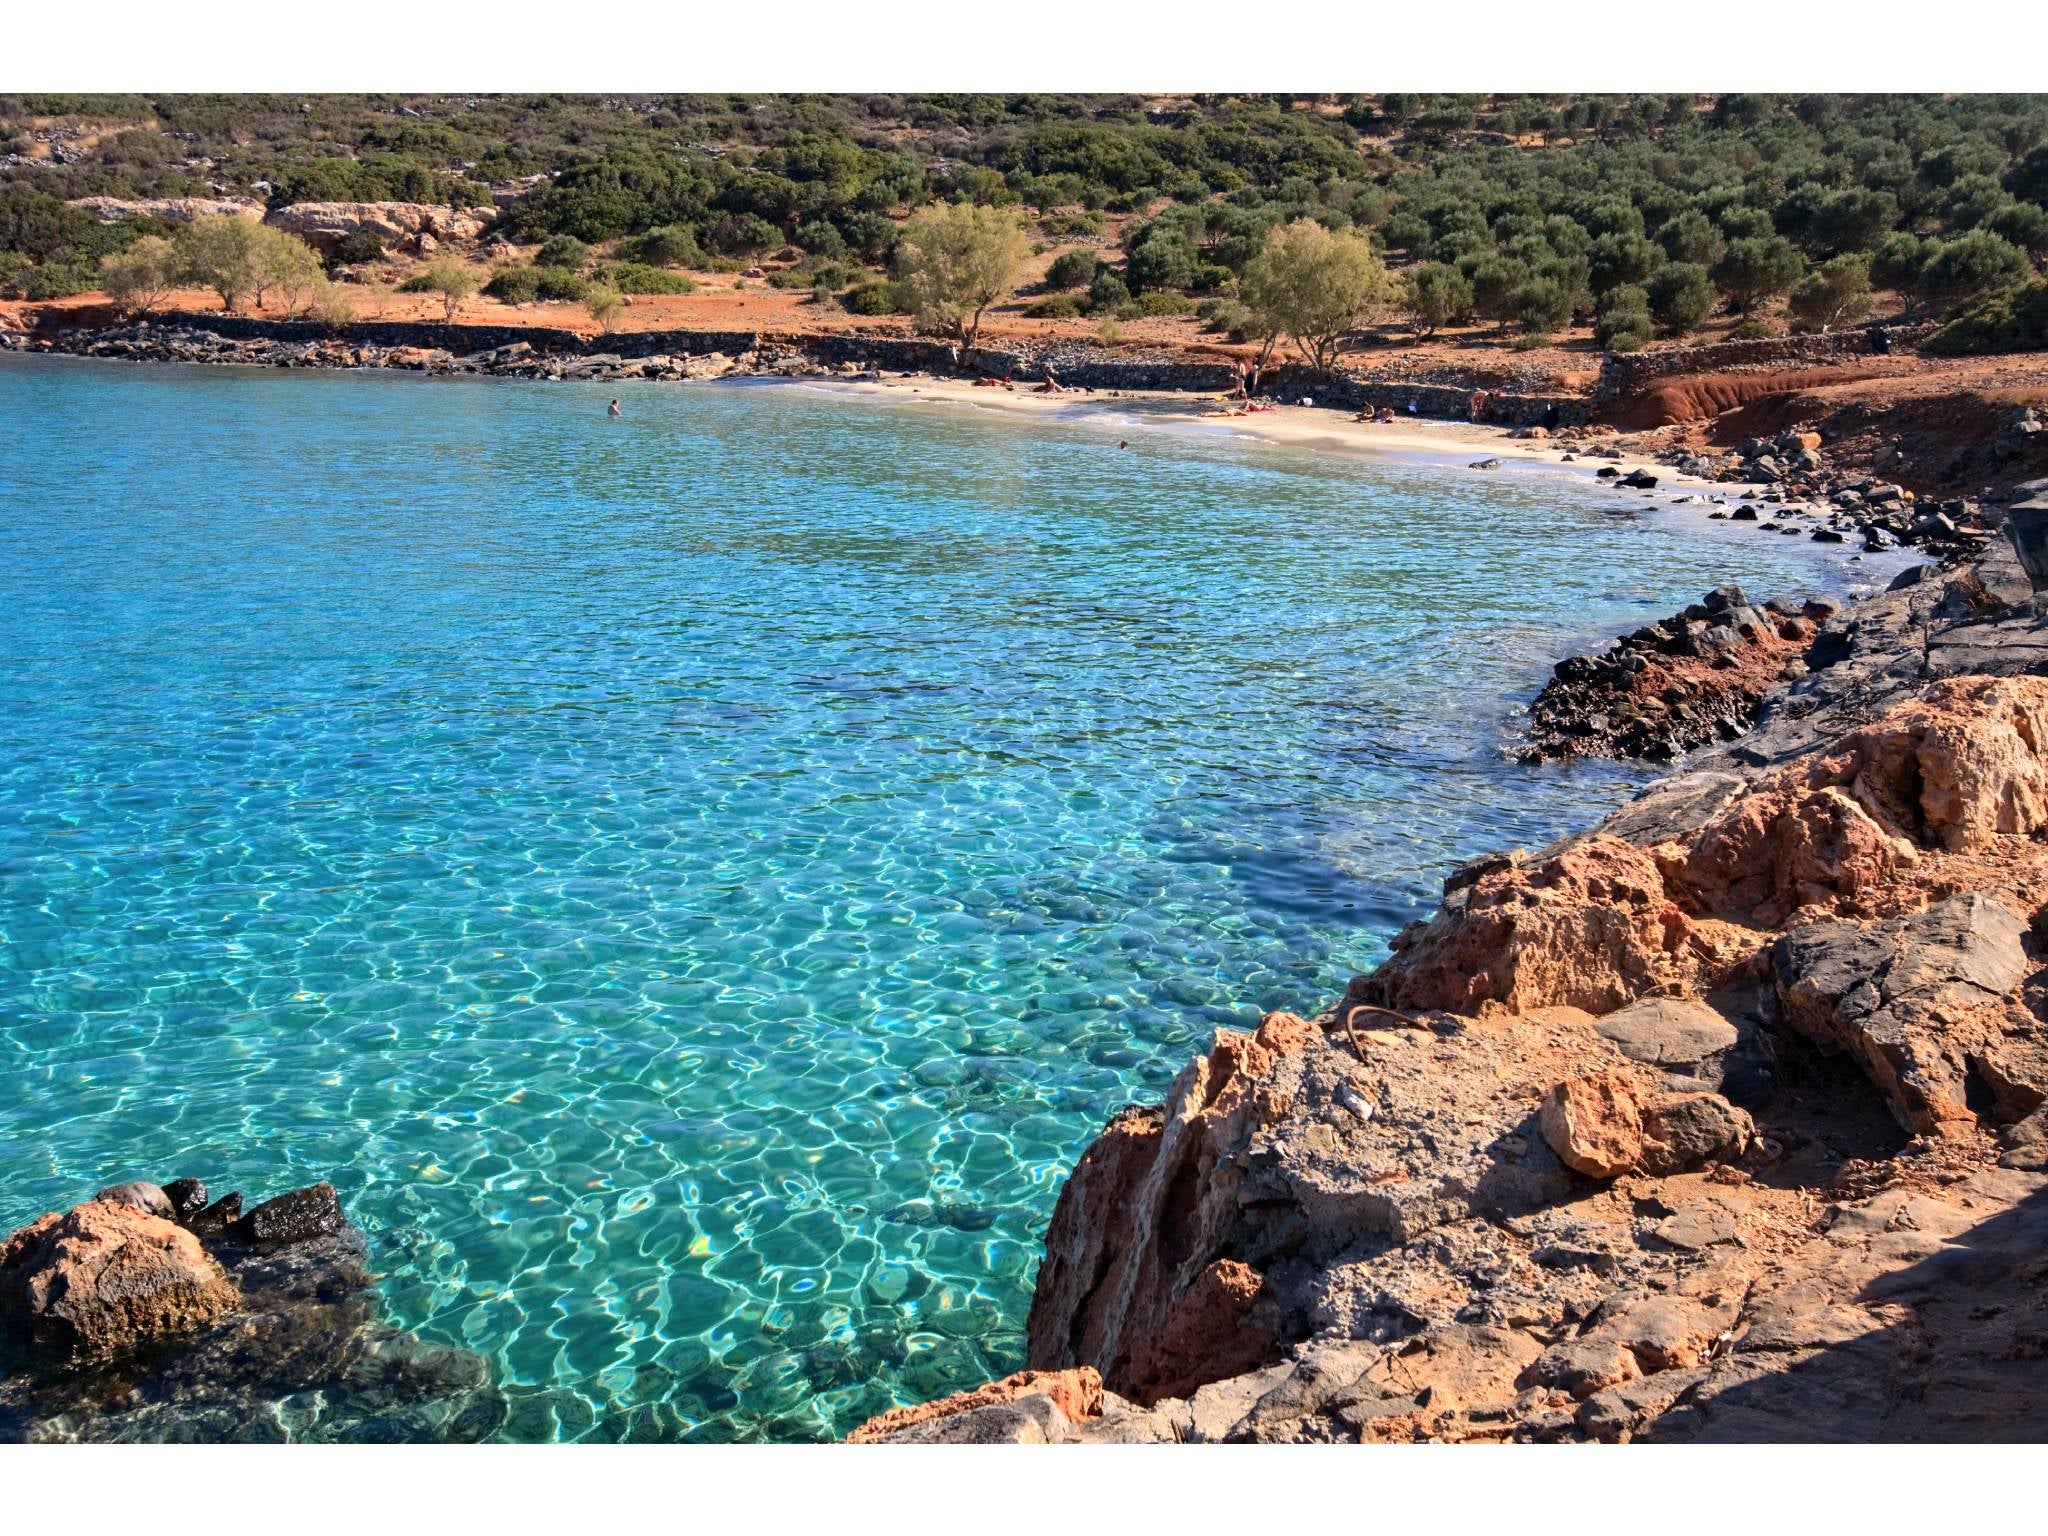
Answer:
174;214;267;312
1646;262;1715;333
893;202;1031;350
99;234;181;316
1403;262;1474;337
1713;236;1805;314
1241;218;1396;373
1788;254;1875;332
1917;231;2029;306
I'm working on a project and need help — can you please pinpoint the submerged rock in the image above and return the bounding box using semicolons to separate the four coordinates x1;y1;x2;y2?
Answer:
0;1177;505;1443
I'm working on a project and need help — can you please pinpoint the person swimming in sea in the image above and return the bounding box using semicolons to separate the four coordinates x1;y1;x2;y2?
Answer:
608;399;621;417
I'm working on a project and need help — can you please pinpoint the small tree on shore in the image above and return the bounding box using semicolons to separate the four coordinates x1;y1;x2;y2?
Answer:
307;275;358;331
584;283;624;333
418;257;481;322
175;215;266;313
99;234;181;317
893;202;1031;350
1241;218;1396;373
255;228;324;315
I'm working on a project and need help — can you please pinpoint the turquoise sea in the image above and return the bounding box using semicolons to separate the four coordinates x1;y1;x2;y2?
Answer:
0;356;1887;1439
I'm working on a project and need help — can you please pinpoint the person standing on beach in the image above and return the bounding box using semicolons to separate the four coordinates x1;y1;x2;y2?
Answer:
608;399;621;417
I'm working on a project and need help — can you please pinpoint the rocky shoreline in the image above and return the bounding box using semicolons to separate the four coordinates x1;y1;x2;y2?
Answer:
0;1175;504;1442
852;540;2048;1444
7;328;2048;1444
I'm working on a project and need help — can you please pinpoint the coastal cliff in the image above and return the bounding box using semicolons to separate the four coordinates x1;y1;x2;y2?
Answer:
857;545;2048;1443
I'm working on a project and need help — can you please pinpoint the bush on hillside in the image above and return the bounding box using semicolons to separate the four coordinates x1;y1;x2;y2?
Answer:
535;234;591;271
621;225;705;269
533;265;590;302
1917;230;2030;305
1923;279;2048;354
594;261;695;294
1044;248;1100;290
484;266;542;303
328;229;387;268
841;279;904;315
1594;284;1653;350
1084;270;1131;313
24;260;95;300
1025;294;1082;318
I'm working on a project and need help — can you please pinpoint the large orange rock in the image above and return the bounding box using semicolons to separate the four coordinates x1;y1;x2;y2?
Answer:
1540;1069;1646;1178
1024;1011;1309;1402
1363;838;1711;1016
0;1199;239;1362
1809;675;2048;854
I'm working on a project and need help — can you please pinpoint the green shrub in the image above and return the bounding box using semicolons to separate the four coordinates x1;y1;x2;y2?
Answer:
1917;231;2029;306
1728;318;1775;340
1404;262;1474;336
24;260;95;300
1924;279;2048;355
1787;253;1874;332
1198;298;1254;339
535;234;590;271
1044;248;1100;290
793;220;846;260
1026;294;1082;318
1135;291;1195;317
1512;331;1553;351
328;229;387;267
1713;236;1805;313
1511;275;1573;333
484;266;542;303
1041;211;1106;238
397;272;436;293
594;261;695;294
842;280;903;316
1085;270;1130;313
1870;232;1929;295
621;225;704;269
1595;284;1653;350
0;251;34;294
532;265;590;302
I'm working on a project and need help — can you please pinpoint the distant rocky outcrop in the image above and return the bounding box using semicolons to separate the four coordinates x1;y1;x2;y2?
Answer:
63;197;492;254
67;196;263;224
260;202;494;253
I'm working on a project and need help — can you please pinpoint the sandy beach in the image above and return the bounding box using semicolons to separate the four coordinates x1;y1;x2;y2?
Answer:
814;373;1809;510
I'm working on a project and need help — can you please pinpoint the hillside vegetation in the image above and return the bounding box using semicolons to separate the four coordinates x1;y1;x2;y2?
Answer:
4;93;2046;353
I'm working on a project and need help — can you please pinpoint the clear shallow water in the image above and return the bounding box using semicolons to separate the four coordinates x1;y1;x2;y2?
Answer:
0;357;1885;1439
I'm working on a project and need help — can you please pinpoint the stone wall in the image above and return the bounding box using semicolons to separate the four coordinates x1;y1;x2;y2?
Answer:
1594;324;1941;399
1267;366;1589;427
136;312;766;360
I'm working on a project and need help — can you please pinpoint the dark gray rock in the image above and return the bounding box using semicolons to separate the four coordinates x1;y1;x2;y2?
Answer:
234;1183;344;1245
